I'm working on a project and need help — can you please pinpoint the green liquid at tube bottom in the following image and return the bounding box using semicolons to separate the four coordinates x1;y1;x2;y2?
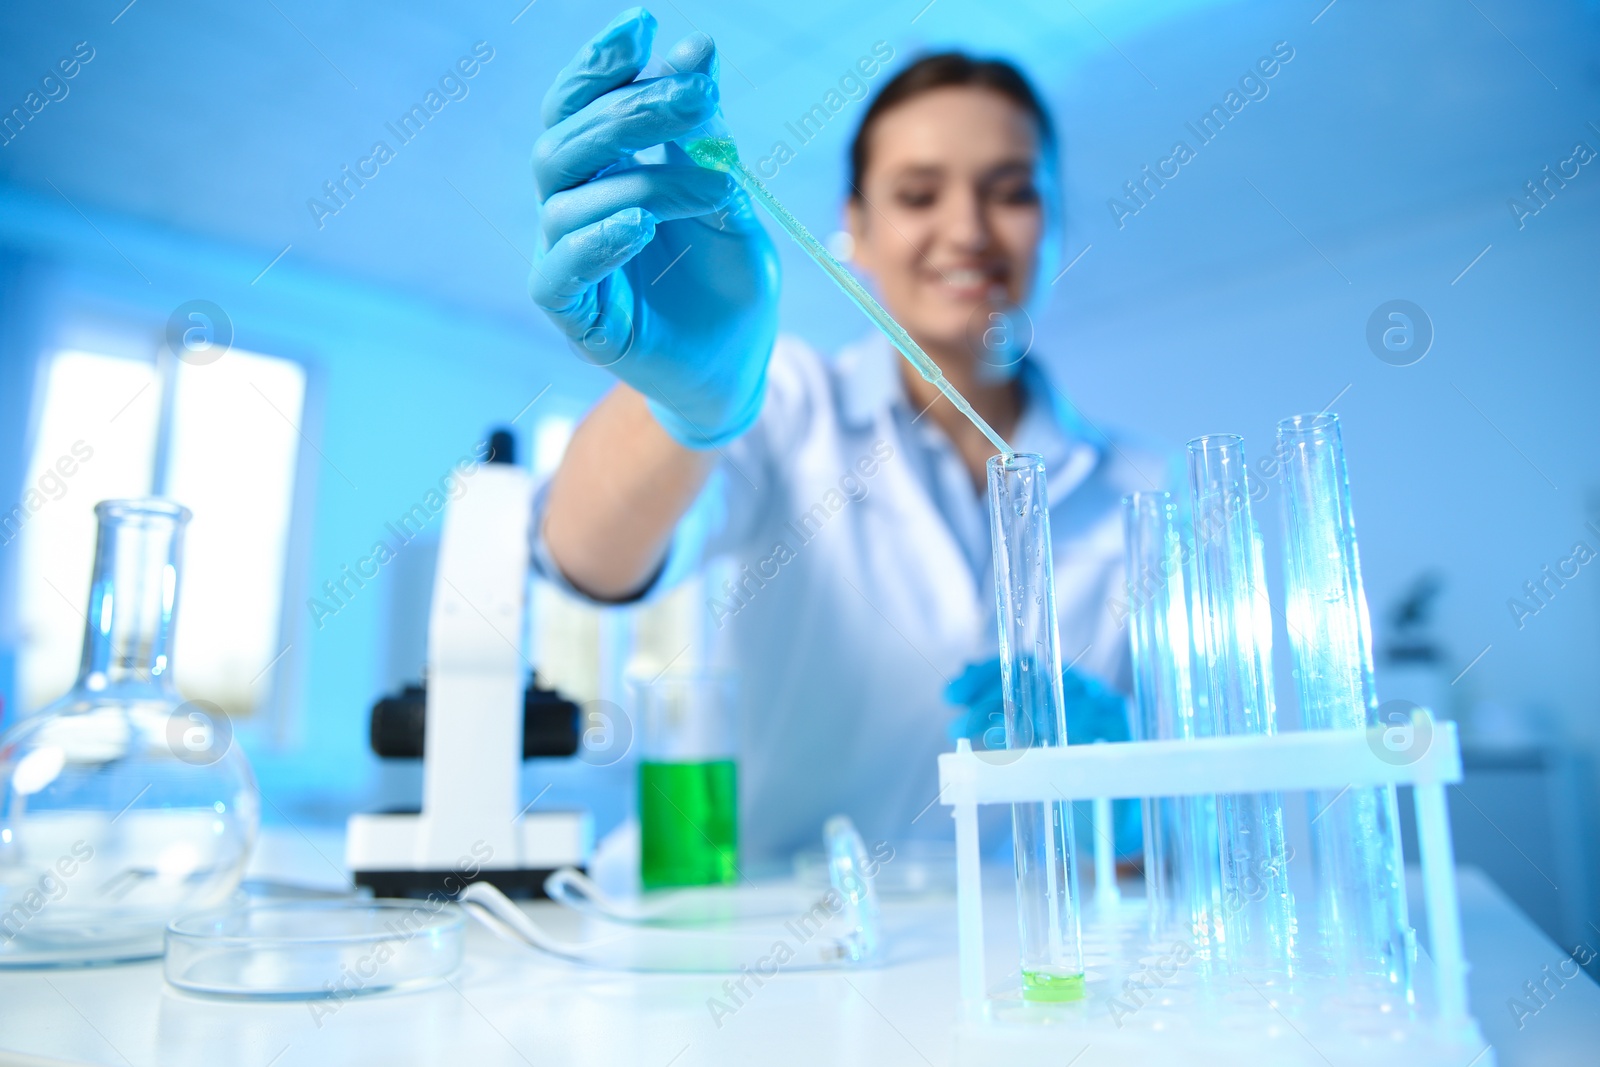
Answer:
639;759;739;889
1022;969;1087;1003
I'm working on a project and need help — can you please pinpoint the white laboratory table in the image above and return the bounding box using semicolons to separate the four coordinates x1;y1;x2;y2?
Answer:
0;828;1596;1067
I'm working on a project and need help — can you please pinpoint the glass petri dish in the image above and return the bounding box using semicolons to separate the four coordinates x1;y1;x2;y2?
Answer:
164;899;464;998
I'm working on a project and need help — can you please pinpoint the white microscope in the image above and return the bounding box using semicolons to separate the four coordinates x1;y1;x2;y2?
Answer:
345;431;591;896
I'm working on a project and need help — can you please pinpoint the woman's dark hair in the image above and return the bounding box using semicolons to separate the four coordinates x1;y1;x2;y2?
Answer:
848;52;1056;198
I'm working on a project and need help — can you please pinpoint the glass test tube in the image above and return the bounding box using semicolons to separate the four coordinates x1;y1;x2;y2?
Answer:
1277;413;1412;988
1124;492;1221;948
987;453;1085;1001
1186;435;1295;971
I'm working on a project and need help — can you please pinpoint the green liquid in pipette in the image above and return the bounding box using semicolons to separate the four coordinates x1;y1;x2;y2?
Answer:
686;137;1015;458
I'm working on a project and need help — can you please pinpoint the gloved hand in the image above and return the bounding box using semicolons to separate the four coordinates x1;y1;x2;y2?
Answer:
944;658;1141;856
944;659;1132;747
530;8;780;449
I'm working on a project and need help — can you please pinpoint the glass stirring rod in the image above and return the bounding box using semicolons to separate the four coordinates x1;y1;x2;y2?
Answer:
682;135;1016;458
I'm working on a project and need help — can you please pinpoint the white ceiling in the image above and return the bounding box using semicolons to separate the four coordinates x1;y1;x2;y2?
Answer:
0;0;1595;338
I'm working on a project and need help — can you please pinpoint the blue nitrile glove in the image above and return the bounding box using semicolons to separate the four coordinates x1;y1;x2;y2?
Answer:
529;8;780;449
945;658;1142;857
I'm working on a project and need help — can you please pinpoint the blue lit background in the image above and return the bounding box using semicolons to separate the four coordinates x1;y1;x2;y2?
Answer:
0;0;1596;949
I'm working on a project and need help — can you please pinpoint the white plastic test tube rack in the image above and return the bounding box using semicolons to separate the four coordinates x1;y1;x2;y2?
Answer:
939;711;1493;1066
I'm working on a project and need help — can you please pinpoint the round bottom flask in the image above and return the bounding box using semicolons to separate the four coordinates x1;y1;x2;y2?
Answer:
0;499;258;965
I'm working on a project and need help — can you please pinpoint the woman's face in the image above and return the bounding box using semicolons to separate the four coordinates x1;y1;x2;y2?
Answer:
848;86;1048;360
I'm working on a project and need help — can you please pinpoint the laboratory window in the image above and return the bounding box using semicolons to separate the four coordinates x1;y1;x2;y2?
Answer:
11;344;307;725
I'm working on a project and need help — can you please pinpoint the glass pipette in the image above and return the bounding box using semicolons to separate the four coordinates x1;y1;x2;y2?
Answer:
681;135;1015;458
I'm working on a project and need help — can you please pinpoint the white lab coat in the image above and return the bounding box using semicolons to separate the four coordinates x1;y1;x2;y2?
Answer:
531;334;1166;861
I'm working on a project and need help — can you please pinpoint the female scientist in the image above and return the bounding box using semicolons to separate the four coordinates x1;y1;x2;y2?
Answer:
528;9;1157;860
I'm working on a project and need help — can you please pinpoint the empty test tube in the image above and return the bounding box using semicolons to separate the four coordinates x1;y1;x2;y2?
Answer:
1124;491;1221;949
1186;435;1295;971
1276;413;1412;988
987;452;1084;1001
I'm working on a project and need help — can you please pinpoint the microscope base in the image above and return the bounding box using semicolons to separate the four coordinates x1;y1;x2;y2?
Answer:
346;809;592;900
351;866;576;900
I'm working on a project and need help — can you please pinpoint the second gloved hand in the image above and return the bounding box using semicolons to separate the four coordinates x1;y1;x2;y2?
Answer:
945;658;1141;857
529;8;780;449
943;659;1132;749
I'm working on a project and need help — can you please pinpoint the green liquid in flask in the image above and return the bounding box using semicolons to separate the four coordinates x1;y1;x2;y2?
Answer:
685;136;1015;458
639;759;739;889
1022;969;1086;1003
